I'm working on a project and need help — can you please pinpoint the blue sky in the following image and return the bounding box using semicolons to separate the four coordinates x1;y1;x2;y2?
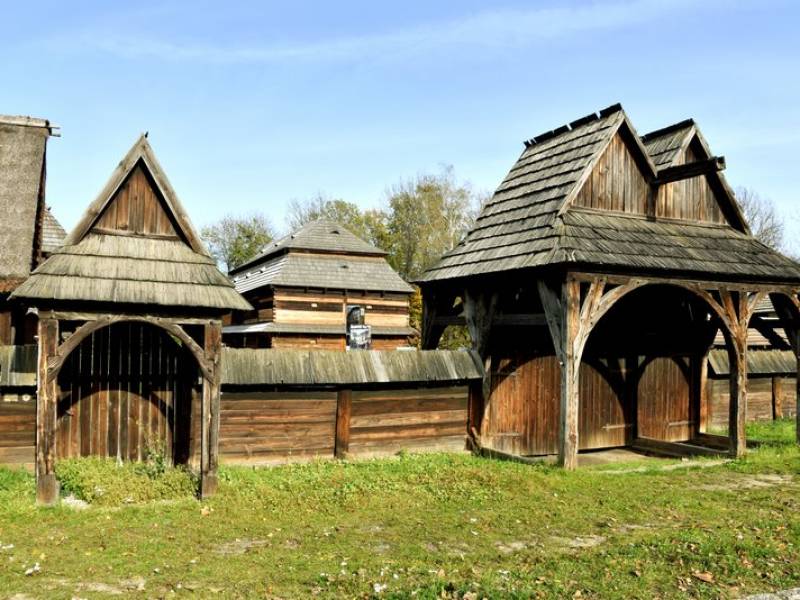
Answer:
3;1;799;245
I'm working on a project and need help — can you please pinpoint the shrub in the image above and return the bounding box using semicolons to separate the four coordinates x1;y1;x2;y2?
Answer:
55;456;198;506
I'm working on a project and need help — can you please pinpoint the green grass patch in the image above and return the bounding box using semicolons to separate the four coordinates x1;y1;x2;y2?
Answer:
55;456;198;506
0;421;797;598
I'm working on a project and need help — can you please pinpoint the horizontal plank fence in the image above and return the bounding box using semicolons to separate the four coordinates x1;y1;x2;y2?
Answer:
218;385;470;465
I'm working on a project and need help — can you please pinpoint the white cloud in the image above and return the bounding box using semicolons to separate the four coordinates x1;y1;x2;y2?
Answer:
48;0;730;65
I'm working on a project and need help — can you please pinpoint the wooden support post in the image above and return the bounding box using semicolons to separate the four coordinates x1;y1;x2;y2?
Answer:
697;352;710;434
200;321;222;499
36;318;59;505
560;279;581;470
335;389;352;458
729;342;747;457
463;288;497;441
772;377;783;420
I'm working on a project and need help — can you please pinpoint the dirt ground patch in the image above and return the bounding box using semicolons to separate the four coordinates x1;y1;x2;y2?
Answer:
700;473;794;492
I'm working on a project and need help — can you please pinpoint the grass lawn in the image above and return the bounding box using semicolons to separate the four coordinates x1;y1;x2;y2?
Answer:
1;421;799;599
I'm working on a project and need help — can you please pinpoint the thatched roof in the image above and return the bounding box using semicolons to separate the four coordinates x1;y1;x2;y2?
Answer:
12;135;251;311
0;115;56;290
419;104;800;284
231;219;412;294
221;348;481;386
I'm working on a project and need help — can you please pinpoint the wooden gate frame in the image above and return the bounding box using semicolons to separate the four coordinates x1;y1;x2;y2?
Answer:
453;271;795;470
35;314;222;505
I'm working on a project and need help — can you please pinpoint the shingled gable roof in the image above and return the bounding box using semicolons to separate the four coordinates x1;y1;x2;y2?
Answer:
231;219;413;294
11;135;251;311
0;115;58;292
231;218;387;276
420;104;800;284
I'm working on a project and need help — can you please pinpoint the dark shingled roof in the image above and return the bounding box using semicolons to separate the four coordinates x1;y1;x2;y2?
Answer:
12;135;251;311
419;104;800;284
0;115;54;288
233;252;413;294
640;119;695;167
232;219;387;276
231;219;412;294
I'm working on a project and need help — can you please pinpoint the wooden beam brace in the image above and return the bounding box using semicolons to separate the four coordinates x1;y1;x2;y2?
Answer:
654;156;726;185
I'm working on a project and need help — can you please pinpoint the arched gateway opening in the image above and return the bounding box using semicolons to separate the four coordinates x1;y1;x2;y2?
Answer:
582;284;725;447
55;322;201;465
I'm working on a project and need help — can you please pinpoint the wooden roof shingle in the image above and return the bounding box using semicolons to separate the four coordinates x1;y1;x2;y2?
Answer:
419;105;800;285
11;136;251;311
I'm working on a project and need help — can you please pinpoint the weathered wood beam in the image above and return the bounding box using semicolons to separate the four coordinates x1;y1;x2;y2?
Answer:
36;318;59;505
560;278;581;470
431;315;466;327
463;288;498;441
654;156;726;185
493;313;546;326
200;321;222;499
632;436;727;458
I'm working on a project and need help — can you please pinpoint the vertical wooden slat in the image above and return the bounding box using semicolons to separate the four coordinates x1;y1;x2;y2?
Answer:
335;389;352;458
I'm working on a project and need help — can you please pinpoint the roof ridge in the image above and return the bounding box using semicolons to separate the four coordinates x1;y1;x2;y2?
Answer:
0;115;60;136
640;118;695;142
523;103;622;148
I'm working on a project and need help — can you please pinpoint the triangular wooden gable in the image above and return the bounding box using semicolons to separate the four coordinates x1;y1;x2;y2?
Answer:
63;134;210;255
92;160;181;239
572;127;652;216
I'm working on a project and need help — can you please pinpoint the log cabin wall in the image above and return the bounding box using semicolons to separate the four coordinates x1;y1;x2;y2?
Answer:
271;334;345;350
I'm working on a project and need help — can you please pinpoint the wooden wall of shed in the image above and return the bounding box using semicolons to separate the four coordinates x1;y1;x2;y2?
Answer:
217;384;468;465
483;351;695;456
0;393;36;466
706;375;797;429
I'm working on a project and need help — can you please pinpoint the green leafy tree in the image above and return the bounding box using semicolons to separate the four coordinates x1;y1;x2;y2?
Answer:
201;212;276;272
384;166;481;281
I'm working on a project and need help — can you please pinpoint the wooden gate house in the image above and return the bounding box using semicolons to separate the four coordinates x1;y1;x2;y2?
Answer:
9;133;251;504
418;104;800;468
